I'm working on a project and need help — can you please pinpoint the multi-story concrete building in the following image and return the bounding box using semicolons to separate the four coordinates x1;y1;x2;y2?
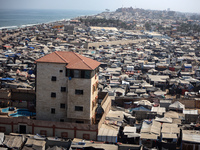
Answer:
35;51;101;124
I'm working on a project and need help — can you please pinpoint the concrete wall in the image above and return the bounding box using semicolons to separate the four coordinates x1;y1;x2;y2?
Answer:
90;74;98;119
67;75;97;123
196;100;200;109
11;89;35;101
0;89;35;108
0;117;98;140
178;99;196;109
0;89;11;100
0;124;12;133
36;62;68;122
177;99;200;109
34;127;53;136
76;130;97;140
0;92;111;141
55;128;74;139
12;101;27;108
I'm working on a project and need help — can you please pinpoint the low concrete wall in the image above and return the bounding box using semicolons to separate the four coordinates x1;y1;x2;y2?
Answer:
178;99;196;109
11;89;35;101
196;99;200;109
0;117;98;140
0;89;11;100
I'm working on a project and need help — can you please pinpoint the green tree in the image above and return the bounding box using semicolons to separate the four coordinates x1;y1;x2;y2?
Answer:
145;22;151;31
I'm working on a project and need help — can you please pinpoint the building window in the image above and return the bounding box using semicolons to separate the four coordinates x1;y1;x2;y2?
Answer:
61;132;68;138
76;121;84;124
66;69;70;77
51;76;57;81
51;92;56;97
40;130;47;136
61;87;66;92
60;119;64;122
60;103;65;109
75;89;83;95
51;108;55;114
67;69;91;79
81;70;91;79
75;106;83;111
84;70;91;79
74;70;80;78
83;134;90;140
70;69;74;77
59;70;63;73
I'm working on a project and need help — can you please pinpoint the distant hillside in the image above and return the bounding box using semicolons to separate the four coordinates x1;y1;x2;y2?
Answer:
91;7;200;22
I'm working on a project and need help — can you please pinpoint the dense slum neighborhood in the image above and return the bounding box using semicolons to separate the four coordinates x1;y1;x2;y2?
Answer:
0;7;200;150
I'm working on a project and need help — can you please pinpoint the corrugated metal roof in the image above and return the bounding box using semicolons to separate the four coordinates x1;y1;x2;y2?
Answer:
182;130;200;143
183;109;198;115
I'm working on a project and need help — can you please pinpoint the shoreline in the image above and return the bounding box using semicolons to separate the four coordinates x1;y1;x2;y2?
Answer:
0;9;101;31
0;19;70;31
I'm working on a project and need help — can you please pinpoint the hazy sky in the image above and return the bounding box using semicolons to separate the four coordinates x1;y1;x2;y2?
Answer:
0;0;200;13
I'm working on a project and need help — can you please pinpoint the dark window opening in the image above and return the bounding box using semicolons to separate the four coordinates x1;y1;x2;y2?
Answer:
60;70;63;73
70;69;74;77
75;89;83;95
61;87;66;92
51;92;56;97
51;76;57;81
60;119;64;122
51;108;55;114
81;70;85;78
66;69;69;77
76;121;84;124
40;130;47;136
85;70;91;79
67;69;91;79
61;132;68;138
81;70;91;79
60;103;65;109
74;70;80;78
83;134;90;140
19;125;26;134
75;106;83;111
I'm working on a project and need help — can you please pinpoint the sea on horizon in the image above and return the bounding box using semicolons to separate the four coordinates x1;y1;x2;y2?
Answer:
0;9;101;30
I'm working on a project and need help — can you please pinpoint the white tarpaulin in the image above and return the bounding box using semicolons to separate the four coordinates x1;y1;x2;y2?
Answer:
169;101;185;110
